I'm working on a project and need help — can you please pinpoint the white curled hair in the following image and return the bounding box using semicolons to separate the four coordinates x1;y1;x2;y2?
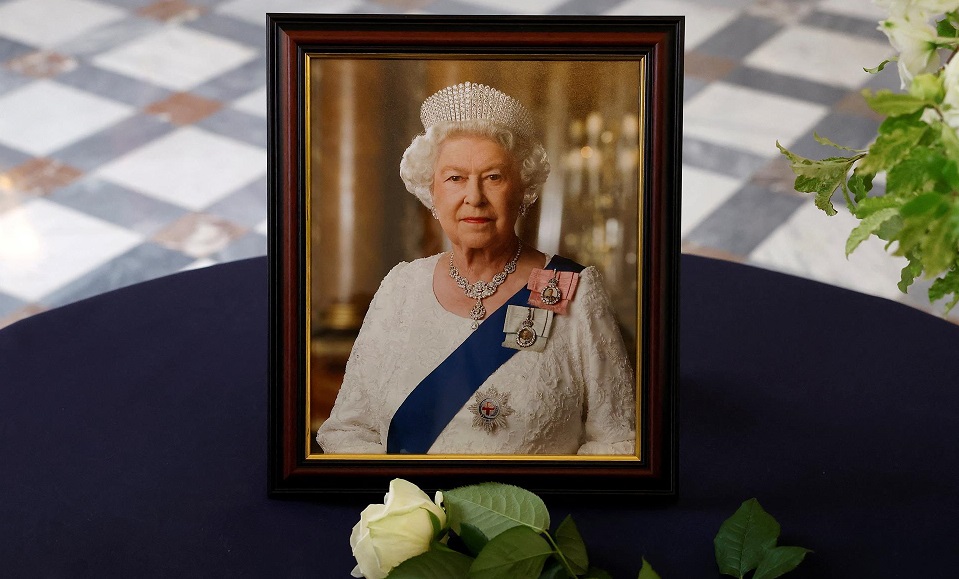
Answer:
399;119;550;210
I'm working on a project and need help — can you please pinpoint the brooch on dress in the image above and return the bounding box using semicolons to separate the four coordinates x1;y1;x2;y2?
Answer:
527;268;579;314
502;305;553;352
467;386;514;433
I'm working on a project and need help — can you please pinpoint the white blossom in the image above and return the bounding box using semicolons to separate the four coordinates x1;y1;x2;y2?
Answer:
880;14;942;87
938;54;959;129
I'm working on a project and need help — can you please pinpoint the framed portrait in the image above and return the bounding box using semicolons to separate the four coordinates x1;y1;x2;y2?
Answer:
268;14;682;496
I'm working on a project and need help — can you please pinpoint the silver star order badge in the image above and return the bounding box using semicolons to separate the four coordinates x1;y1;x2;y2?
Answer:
467;386;514;433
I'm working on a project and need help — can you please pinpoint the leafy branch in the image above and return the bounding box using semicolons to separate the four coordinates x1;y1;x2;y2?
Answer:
381;483;807;579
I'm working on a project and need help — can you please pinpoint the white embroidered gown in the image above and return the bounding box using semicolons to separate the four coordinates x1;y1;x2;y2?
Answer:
315;254;636;455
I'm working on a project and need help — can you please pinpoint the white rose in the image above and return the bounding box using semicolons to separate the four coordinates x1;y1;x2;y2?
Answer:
350;479;447;579
879;14;941;87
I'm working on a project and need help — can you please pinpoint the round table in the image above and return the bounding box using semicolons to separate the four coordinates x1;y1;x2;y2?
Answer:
2;255;957;577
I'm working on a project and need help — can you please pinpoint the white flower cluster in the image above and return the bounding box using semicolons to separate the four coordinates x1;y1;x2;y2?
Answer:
877;1;959;127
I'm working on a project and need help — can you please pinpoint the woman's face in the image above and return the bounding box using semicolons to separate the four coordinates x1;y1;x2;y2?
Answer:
431;134;524;253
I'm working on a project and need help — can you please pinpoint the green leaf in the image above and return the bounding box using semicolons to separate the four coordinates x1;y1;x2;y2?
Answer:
853;194;901;218
885;148;945;199
848;170;874;202
937;16;959;38
638;557;662;579
468;525;553;579
909;73;944;102
929;265;959;311
753;546;812;579
445;483;550;540
901;193;943;217
776;142;861;216
813;132;862;152
459;522;490;556
845;208;900;256
942;159;959;192
856;120;930;177
714;499;780;578
899;255;924;293
388;547;474;579
536;559;566;579
919;213;957;276
584;567;613;579
864;58;894;74
428;509;444;541
862;89;932;116
554;515;589;575
939;122;959;159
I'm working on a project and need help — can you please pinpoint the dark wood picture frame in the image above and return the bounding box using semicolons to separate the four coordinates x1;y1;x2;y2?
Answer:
268;14;682;496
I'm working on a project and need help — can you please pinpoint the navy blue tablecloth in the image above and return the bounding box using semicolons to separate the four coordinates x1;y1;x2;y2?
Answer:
1;255;957;577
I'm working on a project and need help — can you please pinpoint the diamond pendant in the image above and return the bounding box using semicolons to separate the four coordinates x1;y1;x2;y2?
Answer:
469;299;485;330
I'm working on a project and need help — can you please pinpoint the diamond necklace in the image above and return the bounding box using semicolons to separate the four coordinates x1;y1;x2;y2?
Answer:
449;240;523;330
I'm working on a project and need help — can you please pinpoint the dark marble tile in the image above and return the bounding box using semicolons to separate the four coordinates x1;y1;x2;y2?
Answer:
0;142;31;173
684;77;708;102
204;175;266;228
0;36;34;62
48;114;175;172
724;65;847;106
803;10;886;43
695;14;782;60
56;62;173;107
38;242;194;309
185;11;263;47
783;111;881;159
47;176;189;236
191;56;266;102
195;107;265;148
55;17;161;57
212;231;267;262
682;136;769;180
0;290;26;320
683;183;805;257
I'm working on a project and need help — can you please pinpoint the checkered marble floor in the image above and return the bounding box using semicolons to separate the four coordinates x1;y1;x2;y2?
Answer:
0;0;949;329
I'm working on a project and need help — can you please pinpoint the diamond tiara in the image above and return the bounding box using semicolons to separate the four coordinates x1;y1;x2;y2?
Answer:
419;82;536;141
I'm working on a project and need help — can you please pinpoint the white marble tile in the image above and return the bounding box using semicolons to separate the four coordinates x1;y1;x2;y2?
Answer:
95;126;266;211
0;198;142;302
680;166;742;237
683;82;828;157
442;0;569;13
231;86;267;118
817;0;885;21
605;0;739;49
92;26;257;92
0;80;133;156
748;202;906;300
745;25;891;89
218;0;363;24
0;0;125;49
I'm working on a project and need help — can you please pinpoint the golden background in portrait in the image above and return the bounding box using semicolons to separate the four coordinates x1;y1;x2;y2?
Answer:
305;57;644;449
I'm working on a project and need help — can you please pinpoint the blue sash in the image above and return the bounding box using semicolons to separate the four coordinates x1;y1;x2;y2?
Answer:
386;255;584;454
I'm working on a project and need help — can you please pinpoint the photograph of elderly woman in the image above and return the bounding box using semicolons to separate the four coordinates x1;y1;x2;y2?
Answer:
308;58;641;456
